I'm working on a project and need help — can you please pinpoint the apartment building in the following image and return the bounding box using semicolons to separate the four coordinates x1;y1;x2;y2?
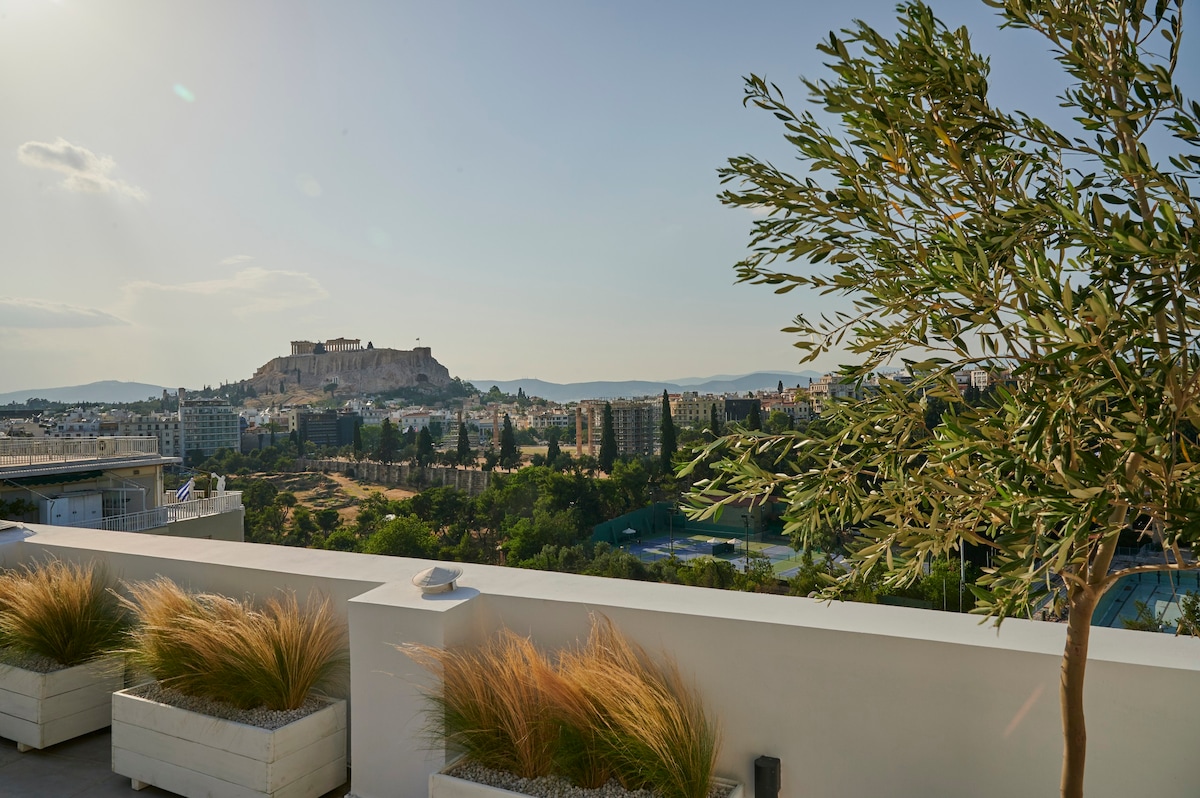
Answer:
179;398;240;460
669;392;722;429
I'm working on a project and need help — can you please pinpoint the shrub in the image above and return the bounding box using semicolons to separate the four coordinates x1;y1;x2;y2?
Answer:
121;578;347;711
0;559;126;667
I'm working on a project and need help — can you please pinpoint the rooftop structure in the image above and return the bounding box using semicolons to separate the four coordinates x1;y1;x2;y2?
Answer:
0;437;242;540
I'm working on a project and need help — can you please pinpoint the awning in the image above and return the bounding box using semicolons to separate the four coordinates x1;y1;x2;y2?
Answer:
3;470;104;487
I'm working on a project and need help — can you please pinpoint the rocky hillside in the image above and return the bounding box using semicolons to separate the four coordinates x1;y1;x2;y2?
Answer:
244;347;451;397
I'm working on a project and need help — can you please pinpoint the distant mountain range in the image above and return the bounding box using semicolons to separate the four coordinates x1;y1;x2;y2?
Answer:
0;371;826;407
0;381;169;406
468;372;824;403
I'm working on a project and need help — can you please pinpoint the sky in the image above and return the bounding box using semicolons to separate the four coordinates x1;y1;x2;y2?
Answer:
1;0;1195;393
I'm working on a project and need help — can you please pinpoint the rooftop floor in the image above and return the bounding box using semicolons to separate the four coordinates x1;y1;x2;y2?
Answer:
0;731;350;798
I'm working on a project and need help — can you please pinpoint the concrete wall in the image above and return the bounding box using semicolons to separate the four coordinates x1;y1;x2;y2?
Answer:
163;507;244;541
2;524;1197;798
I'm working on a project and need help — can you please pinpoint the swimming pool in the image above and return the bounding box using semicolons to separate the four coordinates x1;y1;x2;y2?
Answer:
1093;570;1200;631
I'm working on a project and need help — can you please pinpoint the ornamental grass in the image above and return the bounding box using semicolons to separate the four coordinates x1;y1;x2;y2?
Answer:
404;615;720;798
558;616;720;798
0;559;126;667
404;630;561;780
121;577;347;711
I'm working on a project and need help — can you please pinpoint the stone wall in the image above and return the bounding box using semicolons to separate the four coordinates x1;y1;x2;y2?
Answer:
301;458;491;496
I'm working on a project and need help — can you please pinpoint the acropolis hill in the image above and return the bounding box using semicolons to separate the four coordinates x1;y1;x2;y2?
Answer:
243;338;451;397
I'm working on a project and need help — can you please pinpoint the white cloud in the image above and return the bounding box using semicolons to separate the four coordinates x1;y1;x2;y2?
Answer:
123;266;329;317
294;174;323;198
220;254;254;265
0;297;128;329
16;138;146;200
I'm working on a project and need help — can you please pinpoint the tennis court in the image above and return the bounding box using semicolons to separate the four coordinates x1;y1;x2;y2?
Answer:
624;532;809;576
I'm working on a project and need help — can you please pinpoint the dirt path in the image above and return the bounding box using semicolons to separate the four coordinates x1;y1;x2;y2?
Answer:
322;471;418;502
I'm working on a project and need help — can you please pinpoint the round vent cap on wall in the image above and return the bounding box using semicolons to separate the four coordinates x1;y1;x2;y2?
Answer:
411;565;463;594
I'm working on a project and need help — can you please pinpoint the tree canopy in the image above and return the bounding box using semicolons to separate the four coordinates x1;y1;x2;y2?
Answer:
686;2;1200;796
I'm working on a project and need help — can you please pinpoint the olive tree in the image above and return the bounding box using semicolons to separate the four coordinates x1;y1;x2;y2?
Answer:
685;2;1200;796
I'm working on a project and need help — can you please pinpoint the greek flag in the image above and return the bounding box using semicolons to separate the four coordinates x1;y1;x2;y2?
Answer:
175;478;194;502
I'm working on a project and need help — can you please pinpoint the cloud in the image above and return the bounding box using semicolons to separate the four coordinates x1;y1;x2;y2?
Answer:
0;298;128;329
220;254;254;265
16;138;147;199
294;174;322;197
124;266;329;317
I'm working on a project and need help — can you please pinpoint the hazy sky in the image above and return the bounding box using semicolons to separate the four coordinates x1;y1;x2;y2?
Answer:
2;1;1194;393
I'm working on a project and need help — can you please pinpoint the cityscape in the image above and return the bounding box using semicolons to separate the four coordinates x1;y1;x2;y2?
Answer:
2;2;1199;798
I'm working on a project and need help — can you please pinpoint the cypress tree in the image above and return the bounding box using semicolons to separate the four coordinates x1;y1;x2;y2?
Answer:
417;427;434;465
709;404;722;436
456;420;472;465
599;402;617;472
378;419;399;464
499;413;518;468
745;401;762;431
352;421;363;459
546;428;561;466
660;389;677;469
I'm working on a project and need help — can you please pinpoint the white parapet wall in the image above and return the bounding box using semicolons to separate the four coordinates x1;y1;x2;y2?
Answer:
2;523;1198;798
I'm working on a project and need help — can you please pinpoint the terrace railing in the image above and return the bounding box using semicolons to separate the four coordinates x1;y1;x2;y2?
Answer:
71;492;243;533
0;436;160;466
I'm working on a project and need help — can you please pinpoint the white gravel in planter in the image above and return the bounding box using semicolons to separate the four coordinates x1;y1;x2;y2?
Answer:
447;761;736;798
126;681;327;730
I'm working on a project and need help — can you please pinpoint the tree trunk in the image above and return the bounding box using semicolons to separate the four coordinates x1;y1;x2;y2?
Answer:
1060;590;1096;798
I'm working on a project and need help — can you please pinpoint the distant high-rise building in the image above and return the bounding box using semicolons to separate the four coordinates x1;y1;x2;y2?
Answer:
179;398;240;461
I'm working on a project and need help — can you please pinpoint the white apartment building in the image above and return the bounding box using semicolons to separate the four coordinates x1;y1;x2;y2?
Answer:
179;398;240;460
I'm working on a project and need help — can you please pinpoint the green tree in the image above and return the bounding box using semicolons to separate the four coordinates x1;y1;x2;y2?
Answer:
688;3;1200;796
456;420;472;465
546;428;561;466
378;419;399;465
417;427;434;466
499;414;519;468
599;402;617;473
708;404;721;436
766;410;793;434
743;402;762;431
352;421;363;460
363;514;437;558
660;389;677;469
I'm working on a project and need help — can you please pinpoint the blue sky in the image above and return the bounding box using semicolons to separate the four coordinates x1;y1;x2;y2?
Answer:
1;1;1194;393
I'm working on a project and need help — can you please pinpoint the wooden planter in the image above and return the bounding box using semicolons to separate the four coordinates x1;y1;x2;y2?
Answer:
0;656;123;752
111;686;347;798
429;759;744;798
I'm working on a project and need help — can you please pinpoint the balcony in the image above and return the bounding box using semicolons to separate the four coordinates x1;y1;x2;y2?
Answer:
64;493;244;535
0;522;1197;797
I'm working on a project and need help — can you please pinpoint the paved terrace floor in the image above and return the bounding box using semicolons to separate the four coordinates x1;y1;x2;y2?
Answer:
0;731;351;798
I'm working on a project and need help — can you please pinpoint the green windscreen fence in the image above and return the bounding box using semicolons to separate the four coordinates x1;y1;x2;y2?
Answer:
591;503;769;545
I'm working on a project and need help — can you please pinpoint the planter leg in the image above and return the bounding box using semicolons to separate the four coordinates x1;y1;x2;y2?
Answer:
16;743;33;753
131;779;150;791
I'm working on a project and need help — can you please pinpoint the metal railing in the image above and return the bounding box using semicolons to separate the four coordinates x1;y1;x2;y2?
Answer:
70;492;243;533
0;437;160;466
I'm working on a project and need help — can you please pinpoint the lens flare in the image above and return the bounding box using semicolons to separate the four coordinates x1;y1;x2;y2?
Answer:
173;84;195;103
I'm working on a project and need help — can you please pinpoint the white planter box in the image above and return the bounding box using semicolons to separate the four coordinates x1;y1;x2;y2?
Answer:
429;760;744;798
111;686;347;798
0;656;123;751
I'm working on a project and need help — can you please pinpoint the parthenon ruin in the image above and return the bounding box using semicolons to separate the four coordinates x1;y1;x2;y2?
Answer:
291;338;363;355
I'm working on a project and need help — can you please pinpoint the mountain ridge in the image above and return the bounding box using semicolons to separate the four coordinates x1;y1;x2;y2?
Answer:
468;371;823;403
